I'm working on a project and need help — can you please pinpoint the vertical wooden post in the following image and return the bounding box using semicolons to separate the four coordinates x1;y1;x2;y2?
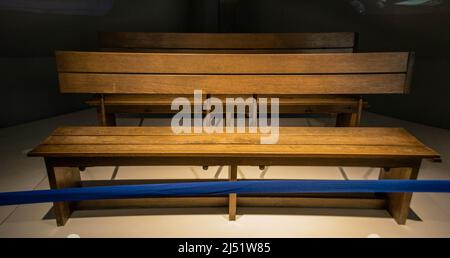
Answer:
336;113;357;127
379;166;420;225
45;159;81;226
96;94;116;126
355;97;363;125
99;94;107;126
229;165;238;221
336;97;363;127
96;108;116;126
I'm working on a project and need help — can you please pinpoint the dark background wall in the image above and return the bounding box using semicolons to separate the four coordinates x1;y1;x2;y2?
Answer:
1;0;449;129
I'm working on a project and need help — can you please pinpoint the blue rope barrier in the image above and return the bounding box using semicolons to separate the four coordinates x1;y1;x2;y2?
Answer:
1;180;450;206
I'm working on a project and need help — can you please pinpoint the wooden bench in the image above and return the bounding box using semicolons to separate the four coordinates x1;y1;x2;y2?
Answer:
87;32;366;126
57;51;413;127
30;50;431;226
29;126;439;226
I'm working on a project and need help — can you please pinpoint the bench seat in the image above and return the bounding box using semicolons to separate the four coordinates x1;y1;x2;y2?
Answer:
31;127;436;159
29;126;439;226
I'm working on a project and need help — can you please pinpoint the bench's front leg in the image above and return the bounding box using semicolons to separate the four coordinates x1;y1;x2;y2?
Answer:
379;166;420;225
45;160;81;226
229;165;238;221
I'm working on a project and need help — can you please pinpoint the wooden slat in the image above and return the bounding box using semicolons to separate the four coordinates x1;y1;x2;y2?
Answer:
43;134;422;146
238;196;385;209
30;127;439;159
29;143;438;159
97;32;356;49
58;73;407;94
75;196;385;210
86;94;198;106
50;126;414;137
56;51;409;74
86;94;361;106
100;48;355;54
257;95;361;106
50;126;411;136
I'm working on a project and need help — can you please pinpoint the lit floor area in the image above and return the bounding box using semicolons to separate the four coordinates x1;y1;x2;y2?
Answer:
0;109;449;238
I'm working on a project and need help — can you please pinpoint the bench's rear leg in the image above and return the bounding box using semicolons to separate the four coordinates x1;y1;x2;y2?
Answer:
336;113;359;127
229;165;238;221
379;167;419;225
336;98;363;127
45;160;81;226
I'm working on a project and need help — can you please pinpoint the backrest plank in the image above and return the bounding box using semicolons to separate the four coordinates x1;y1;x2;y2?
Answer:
56;52;407;74
98;32;356;52
56;51;411;95
58;74;406;94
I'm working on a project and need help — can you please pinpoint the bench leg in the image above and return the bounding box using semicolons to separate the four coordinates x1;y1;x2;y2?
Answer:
336;98;363;127
45;161;81;226
229;165;238;221
96;107;116;126
336;113;359;127
379;167;419;225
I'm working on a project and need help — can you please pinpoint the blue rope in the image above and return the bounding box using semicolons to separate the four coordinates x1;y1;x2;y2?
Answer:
1;180;450;206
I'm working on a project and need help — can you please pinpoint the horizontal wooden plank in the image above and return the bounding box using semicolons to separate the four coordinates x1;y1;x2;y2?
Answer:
99;48;355;54
43;134;421;146
30;127;439;159
29;143;438;158
58;73;407;94
51;126;411;136
238;196;385;209
98;32;356;49
51;126;419;138
56;51;409;74
75;196;385;210
86;94;361;106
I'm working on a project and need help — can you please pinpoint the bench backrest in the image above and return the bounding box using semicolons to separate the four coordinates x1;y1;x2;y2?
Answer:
56;51;414;95
97;32;357;53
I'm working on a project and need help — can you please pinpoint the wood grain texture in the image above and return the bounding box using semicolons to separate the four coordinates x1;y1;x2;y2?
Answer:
29;127;439;159
48;126;424;136
58;73;407;94
56;51;408;74
97;32;356;50
86;94;362;106
43;134;423;146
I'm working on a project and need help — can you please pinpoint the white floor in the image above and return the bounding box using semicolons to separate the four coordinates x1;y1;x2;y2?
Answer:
0;109;449;238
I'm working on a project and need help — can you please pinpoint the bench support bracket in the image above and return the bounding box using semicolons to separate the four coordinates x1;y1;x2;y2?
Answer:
45;159;81;226
96;94;116;126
